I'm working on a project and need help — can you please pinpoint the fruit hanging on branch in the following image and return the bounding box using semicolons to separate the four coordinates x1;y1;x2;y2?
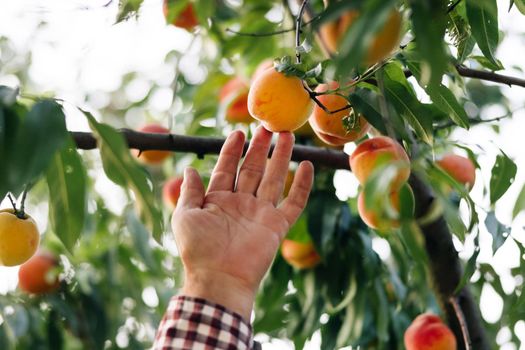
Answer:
404;313;457;350
280;239;321;270
18;252;60;294
320;5;403;66
308;81;370;146
163;177;184;210
436;154;476;190
163;0;199;31
248;67;314;132
0;208;40;267
219;76;254;124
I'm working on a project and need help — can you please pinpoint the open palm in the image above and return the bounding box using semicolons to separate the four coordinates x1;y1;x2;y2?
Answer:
171;127;313;319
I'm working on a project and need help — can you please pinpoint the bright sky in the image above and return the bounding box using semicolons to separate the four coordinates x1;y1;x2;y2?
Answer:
1;1;525;349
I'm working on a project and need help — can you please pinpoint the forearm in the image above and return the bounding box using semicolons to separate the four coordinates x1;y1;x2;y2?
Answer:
182;269;256;321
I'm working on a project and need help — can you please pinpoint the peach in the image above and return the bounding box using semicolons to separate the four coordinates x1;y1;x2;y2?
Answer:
163;1;199;31
247;68;314;132
350;136;410;189
357;189;400;231
281;239;321;269
251;59;274;82
163;177;184;209
404;313;457;350
309;82;370;146
436;154;476;190
219;77;253;124
320;8;402;66
18;252;60;294
133;124;171;165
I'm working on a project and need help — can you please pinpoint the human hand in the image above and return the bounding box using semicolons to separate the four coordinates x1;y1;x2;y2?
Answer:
171;126;314;320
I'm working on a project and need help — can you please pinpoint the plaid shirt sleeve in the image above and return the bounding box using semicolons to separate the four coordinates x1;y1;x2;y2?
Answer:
153;296;262;350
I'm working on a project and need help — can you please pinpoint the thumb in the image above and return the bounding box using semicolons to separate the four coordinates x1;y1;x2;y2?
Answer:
177;167;205;210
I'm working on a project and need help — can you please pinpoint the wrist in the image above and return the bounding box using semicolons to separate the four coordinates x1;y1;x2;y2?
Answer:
181;269;256;321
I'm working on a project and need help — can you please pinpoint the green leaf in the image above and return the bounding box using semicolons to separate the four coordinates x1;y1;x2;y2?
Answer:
489;152;517;204
46;138;87;252
381;64;433;144
409;0;448;87
484;211;510;254
471;55;504;71
404;53;470;129
513;0;525;14
116;0;145;22
83;111;164;242
466;0;500;67
9;100;68;194
348;87;387;135
512;183;525;218
125;208;159;270
454;247;480;294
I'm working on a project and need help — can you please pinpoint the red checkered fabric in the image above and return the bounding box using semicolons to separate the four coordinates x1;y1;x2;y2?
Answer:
153;296;261;350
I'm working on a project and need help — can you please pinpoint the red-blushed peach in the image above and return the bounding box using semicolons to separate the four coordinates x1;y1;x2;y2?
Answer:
163;1;199;31
281;239;321;269
350;136;410;190
163;177;184;210
309;81;370;146
404;313;457;350
132;124;172;165
357;190;400;231
247;68;313;132
436;154;476;190
219;77;253;124
18;252;60;294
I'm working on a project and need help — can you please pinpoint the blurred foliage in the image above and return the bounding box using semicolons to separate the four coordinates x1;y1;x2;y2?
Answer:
1;0;525;349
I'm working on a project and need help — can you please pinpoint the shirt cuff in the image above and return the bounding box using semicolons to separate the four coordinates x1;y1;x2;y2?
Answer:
153;295;256;350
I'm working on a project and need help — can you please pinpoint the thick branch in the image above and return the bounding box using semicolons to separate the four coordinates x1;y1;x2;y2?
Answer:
409;175;489;350
71;130;349;170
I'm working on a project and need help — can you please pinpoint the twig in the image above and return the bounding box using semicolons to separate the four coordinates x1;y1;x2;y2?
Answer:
7;194;17;212
19;184;29;217
455;65;525;88
435;113;513;130
295;0;310;64
449;296;472;350
225;15;320;37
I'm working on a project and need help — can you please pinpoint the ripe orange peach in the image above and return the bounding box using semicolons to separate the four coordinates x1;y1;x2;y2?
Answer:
436;154;476;189
404;313;457;350
281;239;321;269
0;209;39;267
320;8;402;66
309;82;370;146
18;252;60;294
163;0;199;31
163;177;184;209
219;77;253;124
251;59;274;82
350;136;410;189
247;68;313;132
357;190;400;231
133;124;171;165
